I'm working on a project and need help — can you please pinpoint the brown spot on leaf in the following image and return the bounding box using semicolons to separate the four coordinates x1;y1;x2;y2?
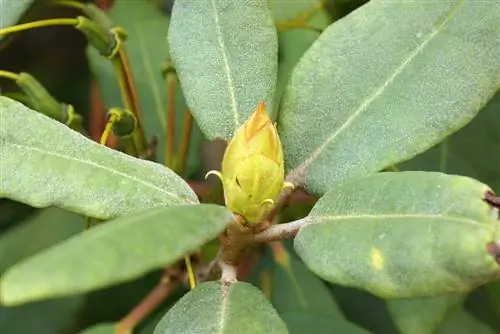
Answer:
486;241;500;264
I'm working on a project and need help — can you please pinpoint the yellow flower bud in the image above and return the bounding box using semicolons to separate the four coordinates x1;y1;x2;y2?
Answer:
207;102;293;224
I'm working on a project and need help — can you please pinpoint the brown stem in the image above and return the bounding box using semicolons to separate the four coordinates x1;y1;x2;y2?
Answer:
177;111;193;176
165;70;177;168
113;47;147;154
116;272;175;334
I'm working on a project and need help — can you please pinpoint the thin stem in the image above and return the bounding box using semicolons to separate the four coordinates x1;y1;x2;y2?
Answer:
48;0;85;10
220;261;238;283
184;255;197;290
110;56;144;156
116;273;175;334
165;71;177;168
100;114;118;145
0;19;78;37
253;217;311;243
177;111;193;176
0;70;20;81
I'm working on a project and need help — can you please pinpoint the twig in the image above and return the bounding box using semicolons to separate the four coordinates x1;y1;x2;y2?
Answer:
220;261;238;283
116;271;175;334
253;217;312;243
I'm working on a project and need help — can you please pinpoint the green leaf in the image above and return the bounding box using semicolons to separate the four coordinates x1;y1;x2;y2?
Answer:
87;0;203;174
79;323;116;334
1;204;233;306
294;171;500;298
0;297;83;334
168;0;278;140
0;207;84;274
437;306;496;334
0;96;197;219
272;256;369;333
280;313;370;334
486;280;500;320
400;91;500;193
272;1;331;103
271;257;344;318
278;0;500;195
154;281;288;334
387;295;464;334
0;0;32;41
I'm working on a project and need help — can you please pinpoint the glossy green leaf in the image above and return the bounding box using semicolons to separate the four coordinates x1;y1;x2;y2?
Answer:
437;306;496;334
0;297;83;334
330;285;399;333
280;313;370;334
278;0;500;195
400;91;500;193
87;0;203;174
154;281;288;334
0;96;197;219
1;204;233;306
0;207;84;273
272;1;331;103
168;0;278;140
486;280;500;321
272;257;344;317
0;0;32;41
272;257;368;333
387;295;463;334
79;323;116;334
294;172;500;298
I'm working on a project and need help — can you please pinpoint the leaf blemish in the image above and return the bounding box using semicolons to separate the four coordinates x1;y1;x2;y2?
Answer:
483;191;500;220
486;241;500;264
371;248;384;271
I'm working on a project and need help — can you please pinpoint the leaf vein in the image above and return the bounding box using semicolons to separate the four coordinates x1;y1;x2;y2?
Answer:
290;0;465;182
3;142;193;204
211;0;239;129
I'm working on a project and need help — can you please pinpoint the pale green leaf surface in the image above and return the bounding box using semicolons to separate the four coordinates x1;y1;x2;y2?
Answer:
87;0;203;174
0;207;84;274
280;313;370;334
154;281;288;334
387;295;464;334
0;97;197;219
400;91;500;193
1;204;233;305
168;0;278;140
294;172;500;298
279;0;500;195
0;0;32;41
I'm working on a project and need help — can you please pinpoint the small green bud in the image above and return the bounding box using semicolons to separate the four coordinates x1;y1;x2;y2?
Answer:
207;102;293;224
108;107;137;138
75;16;119;58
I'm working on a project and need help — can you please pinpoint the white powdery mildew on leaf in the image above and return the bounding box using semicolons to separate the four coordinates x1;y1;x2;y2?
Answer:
0;97;197;219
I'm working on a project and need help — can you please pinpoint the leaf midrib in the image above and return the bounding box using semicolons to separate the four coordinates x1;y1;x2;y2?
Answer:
3;141;194;204
310;213;486;228
289;0;466;181
211;0;240;130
